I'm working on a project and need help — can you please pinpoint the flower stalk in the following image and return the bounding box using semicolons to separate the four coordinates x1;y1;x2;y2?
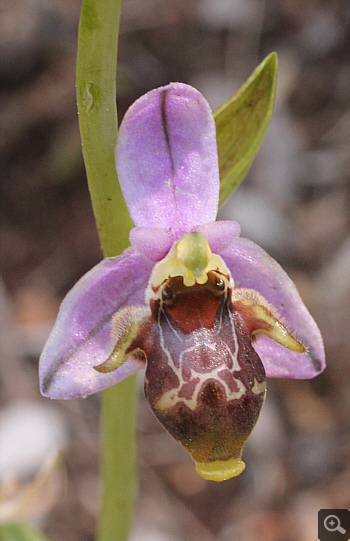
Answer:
76;0;135;540
76;0;132;258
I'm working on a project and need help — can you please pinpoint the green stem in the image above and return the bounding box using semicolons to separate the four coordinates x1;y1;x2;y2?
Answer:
76;0;132;258
76;1;136;540
98;377;137;541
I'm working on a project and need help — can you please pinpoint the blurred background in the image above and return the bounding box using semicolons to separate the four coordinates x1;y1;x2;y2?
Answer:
0;0;349;539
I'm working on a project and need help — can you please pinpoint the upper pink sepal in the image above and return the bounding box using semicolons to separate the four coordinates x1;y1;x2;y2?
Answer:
115;83;220;235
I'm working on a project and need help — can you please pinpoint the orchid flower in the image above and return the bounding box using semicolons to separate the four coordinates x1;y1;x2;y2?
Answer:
39;83;325;482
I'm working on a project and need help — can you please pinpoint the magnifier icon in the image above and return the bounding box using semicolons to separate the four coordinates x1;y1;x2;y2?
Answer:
324;515;346;534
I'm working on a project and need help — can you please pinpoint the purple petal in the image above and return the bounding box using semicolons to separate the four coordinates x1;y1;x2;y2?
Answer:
116;83;219;235
195;221;241;254
220;238;325;378
129;221;241;263
39;248;153;399
130;227;175;262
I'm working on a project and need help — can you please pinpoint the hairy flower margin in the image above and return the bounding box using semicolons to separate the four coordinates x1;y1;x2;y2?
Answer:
39;83;325;481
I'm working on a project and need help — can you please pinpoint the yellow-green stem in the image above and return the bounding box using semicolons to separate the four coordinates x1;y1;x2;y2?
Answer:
76;0;132;258
98;377;137;541
76;1;135;540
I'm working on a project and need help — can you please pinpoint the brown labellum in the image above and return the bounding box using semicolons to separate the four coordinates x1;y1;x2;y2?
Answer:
94;232;305;481
143;272;266;481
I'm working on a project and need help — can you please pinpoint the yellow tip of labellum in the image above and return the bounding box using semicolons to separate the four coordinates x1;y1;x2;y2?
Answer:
195;458;246;481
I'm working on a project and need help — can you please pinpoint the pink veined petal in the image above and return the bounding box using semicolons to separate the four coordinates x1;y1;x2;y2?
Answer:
130;227;175;262
220;237;325;379
129;221;241;263
115;83;220;236
195;220;241;254
39;248;153;399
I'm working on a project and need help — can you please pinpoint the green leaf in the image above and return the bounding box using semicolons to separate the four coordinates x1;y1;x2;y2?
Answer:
0;522;49;541
214;52;278;207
